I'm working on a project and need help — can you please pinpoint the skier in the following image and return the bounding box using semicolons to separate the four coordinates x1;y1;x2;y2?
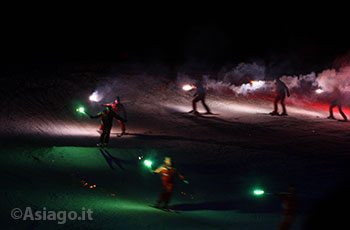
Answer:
327;86;347;121
270;77;290;116
276;185;298;230
103;96;128;136
90;106;126;147
188;80;212;114
153;157;188;210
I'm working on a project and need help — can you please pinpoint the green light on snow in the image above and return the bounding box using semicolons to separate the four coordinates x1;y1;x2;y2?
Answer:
253;189;265;196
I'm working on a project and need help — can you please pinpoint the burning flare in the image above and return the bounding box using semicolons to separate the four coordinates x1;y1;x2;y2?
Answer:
315;88;324;94
182;84;194;91
76;107;85;113
250;81;258;86
249;80;265;88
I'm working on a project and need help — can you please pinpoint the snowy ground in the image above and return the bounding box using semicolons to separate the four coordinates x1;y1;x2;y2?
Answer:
1;73;350;229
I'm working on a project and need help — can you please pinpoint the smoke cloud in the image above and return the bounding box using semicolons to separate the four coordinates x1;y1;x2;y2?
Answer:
177;59;350;95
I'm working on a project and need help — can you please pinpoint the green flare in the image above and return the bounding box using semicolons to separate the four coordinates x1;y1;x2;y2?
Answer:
144;160;153;168
76;107;85;114
253;189;265;196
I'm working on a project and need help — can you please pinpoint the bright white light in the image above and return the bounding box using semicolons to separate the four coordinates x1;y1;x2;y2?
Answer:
89;91;101;102
315;89;324;94
182;84;193;91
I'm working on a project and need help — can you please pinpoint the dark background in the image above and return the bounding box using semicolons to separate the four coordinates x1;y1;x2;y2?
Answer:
1;4;349;75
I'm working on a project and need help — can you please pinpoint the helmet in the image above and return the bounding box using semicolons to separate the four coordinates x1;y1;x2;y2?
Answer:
164;157;172;165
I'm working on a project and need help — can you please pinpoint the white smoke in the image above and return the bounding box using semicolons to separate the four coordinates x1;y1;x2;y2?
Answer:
219;62;266;83
89;90;103;102
179;59;350;99
201;62;271;95
229;80;274;95
316;66;350;92
279;72;317;89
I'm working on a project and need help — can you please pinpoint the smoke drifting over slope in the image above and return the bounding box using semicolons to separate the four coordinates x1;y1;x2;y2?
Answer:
176;58;350;98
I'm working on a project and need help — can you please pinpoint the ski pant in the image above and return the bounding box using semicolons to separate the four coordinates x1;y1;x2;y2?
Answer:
99;126;112;144
100;119;125;133
117;119;126;133
192;95;211;113
273;94;286;114
329;101;347;120
157;182;174;206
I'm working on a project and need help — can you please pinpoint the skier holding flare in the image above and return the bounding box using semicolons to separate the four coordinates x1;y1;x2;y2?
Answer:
90;105;126;147
153;157;188;210
184;80;212;115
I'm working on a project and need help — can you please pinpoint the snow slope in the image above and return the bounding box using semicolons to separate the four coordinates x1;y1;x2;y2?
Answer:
1;72;350;229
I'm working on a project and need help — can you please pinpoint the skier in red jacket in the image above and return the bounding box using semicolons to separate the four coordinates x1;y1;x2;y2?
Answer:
153;157;188;210
102;96;128;136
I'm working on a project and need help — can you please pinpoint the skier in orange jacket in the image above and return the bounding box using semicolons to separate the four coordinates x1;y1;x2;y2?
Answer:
153;157;188;210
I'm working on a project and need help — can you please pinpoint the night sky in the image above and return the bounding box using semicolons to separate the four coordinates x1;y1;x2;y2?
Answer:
1;5;349;74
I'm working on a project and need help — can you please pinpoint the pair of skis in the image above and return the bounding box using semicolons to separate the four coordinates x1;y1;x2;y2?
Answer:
149;205;179;214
